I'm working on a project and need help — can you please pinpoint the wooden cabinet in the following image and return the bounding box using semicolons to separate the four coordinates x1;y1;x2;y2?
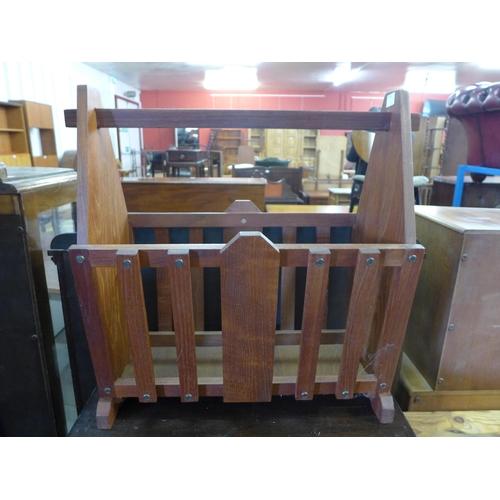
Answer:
264;129;318;168
11;100;58;167
213;129;245;171
249;128;265;157
0;102;31;166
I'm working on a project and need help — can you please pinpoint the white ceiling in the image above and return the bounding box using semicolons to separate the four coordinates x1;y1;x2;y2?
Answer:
85;62;500;94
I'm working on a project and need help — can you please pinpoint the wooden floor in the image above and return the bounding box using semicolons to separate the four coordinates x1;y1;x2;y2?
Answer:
404;410;500;437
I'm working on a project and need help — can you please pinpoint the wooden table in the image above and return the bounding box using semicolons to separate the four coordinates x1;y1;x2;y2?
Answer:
0;167;77;436
430;175;500;207
122;176;267;212
69;389;415;437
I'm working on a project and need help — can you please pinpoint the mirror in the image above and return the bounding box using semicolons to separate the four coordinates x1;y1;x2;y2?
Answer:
175;128;199;148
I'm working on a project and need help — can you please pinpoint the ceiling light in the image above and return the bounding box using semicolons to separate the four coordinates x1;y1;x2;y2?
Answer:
331;63;360;87
403;70;456;93
203;66;259;91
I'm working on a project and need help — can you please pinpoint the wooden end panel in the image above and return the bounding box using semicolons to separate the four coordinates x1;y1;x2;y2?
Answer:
167;249;199;402
220;232;280;402
117;250;157;402
295;249;331;400
336;249;381;400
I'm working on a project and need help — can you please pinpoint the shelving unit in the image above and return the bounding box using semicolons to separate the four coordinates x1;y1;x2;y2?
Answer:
248;128;265;157
301;129;318;165
0;101;32;166
213;129;245;172
11;100;58;167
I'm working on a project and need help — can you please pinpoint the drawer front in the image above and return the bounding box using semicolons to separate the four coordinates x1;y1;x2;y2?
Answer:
169;150;205;162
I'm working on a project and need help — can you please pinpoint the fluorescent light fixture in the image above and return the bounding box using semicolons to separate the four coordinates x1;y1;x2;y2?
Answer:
331;62;360;87
403;70;456;93
203;66;259;90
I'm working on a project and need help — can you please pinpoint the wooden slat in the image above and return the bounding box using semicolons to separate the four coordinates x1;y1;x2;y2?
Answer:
295;249;331;399
128;211;356;229
65;108;421;131
370;248;425;390
220;232;280;402
189;228;204;330
69;248;116;394
167;249;199;402
117;249;157;403
154;228;173;331
336;249;381;400
280;226;297;330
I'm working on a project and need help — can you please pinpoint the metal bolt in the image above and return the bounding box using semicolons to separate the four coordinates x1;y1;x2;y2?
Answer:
122;259;132;268
185;394;192;401
448;324;455;331
366;257;375;265
461;254;468;261
143;394;151;400
174;259;184;267
103;388;111;395
315;257;325;266
379;383;387;389
241;218;247;224
301;392;308;399
408;254;417;262
31;335;38;341
16;226;24;233
413;397;421;403
342;390;349;398
75;255;85;264
437;378;444;384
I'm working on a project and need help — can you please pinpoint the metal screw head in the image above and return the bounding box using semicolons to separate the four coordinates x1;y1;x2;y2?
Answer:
437;378;444;384
241;218;247;224
174;258;184;267
301;392;308;399
75;255;85;264
143;394;151;400
185;394;192;401
342;391;349;398
315;257;325;267
408;254;417;263
448;324;455;331
413;397;421;403
379;383;387;389
461;254;468;261
122;259;132;268
366;257;375;266
103;387;111;395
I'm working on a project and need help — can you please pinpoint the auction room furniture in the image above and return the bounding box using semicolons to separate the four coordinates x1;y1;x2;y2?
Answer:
0;167;76;436
399;205;500;412
63;85;423;430
0;101;31;166
166;148;209;177
11;100;58;167
121;176;266;212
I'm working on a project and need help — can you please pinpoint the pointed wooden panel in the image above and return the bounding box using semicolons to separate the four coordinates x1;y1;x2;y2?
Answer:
220;232;280;402
295;249;331;400
117;250;157;403
167;249;199;403
335;249;381;400
354;90;416;245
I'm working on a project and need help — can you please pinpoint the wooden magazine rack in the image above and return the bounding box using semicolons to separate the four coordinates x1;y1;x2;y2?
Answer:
65;86;424;429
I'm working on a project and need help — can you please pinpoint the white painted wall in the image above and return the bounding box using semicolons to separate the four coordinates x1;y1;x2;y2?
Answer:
0;62;140;161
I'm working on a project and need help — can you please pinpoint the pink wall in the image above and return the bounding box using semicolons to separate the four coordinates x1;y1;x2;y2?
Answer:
141;89;449;150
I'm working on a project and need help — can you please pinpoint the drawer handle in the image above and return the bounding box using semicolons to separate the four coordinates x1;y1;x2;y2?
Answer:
180;154;185;160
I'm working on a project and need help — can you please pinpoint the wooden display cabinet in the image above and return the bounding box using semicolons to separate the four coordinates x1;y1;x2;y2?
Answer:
11;100;58;167
0;101;32;166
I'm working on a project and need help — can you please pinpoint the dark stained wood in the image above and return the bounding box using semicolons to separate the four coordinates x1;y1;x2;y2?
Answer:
154;228;173;331
167;249;199;403
117;250;157;403
295;249;331;399
69;390;415;437
280;226;297;330
65;108;421;132
221;233;280;402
